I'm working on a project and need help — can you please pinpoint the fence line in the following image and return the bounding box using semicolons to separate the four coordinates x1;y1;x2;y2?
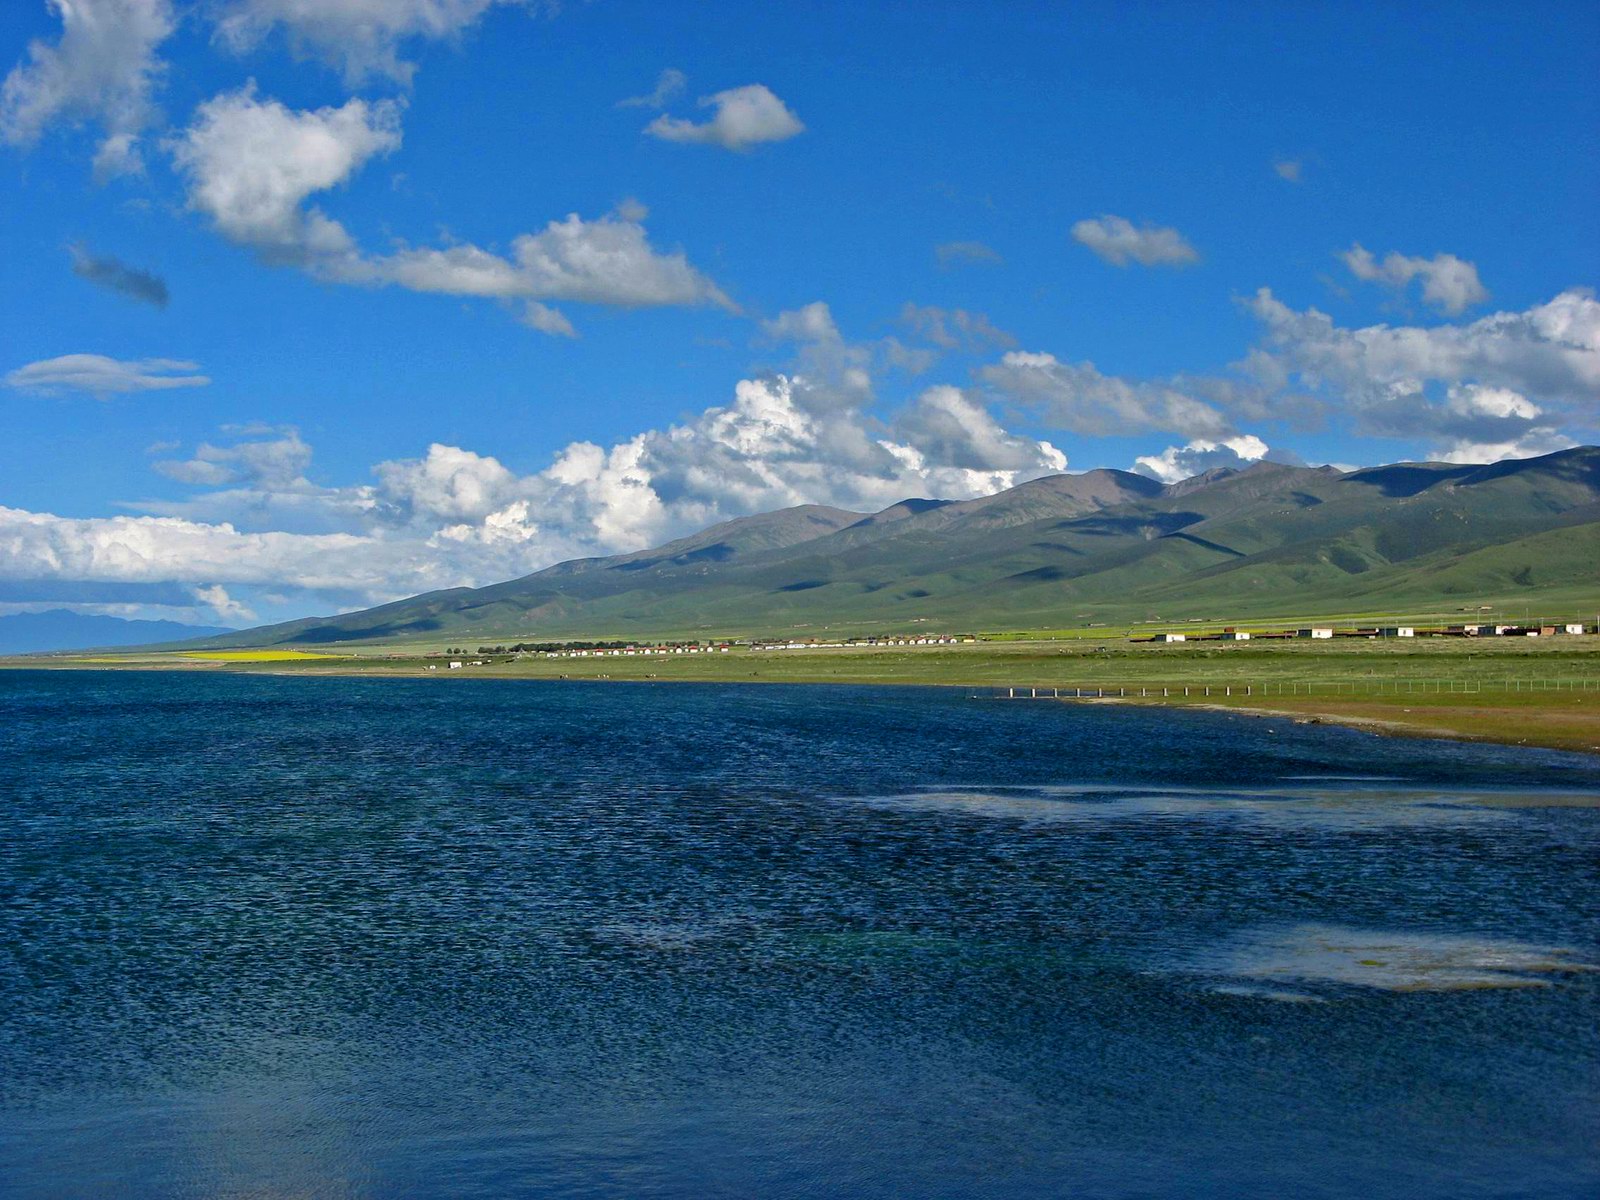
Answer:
972;678;1600;700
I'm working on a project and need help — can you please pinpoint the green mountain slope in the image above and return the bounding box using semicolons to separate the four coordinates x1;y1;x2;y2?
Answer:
201;447;1600;646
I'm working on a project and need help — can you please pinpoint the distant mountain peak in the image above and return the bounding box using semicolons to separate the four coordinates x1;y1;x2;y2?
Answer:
180;447;1600;649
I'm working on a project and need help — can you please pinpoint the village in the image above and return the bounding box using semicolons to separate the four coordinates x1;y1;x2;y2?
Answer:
1135;620;1593;643
414;620;1594;670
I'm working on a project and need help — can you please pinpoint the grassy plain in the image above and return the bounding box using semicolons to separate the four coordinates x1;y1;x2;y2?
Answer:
12;633;1598;755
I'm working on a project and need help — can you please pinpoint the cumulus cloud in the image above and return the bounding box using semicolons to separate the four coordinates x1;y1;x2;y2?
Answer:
372;442;519;525
1340;243;1489;314
6;353;208;396
504;374;1068;548
617;67;686;109
209;0;536;84
0;0;175;179
23;354;1071;622
169;84;403;265
935;240;1003;268
646;83;804;151
981;352;1231;438
1242;287;1600;451
893;386;1066;473
169;87;730;330
69;244;169;307
1132;434;1270;484
1071;215;1199;268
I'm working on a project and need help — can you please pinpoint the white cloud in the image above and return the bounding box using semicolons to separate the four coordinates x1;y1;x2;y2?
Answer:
373;443;519;525
1133;434;1270;484
131;426;380;535
154;428;313;489
1071;215;1199;268
5;354;209;396
1444;383;1540;423
980;352;1231;438
210;0;535;84
646;83;804;151
382;209;734;312
1429;430;1577;465
169;88;730;329
170;84;403;264
617;68;685;109
192;583;255;624
24;355;1070;620
762;300;841;344
1242;287;1600;449
521;301;576;337
898;304;1016;352
1341;243;1489;314
1248;289;1600;412
1273;158;1303;183
935;240;1003;268
757;301;876;409
894;386;1066;473
0;0;174;179
0;505;405;597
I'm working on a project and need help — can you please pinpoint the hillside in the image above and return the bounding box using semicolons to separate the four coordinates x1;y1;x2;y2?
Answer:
198;447;1600;647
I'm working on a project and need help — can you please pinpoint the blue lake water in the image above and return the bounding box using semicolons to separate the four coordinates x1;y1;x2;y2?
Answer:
1;670;1597;1198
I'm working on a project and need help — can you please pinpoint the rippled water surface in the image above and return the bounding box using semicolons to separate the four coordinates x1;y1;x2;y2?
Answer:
1;671;1597;1198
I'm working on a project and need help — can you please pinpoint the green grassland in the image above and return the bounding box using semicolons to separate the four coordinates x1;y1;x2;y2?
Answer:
19;632;1598;754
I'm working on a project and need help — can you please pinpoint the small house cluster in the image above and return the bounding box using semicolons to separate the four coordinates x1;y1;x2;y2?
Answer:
1135;620;1593;643
542;642;733;659
755;635;977;651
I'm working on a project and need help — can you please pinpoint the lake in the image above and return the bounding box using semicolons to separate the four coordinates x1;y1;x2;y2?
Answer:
1;671;1596;1198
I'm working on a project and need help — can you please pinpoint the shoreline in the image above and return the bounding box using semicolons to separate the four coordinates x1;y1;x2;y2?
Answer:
6;656;1599;758
1075;694;1600;757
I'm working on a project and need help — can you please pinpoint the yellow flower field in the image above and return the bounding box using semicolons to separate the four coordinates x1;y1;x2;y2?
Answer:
180;650;342;662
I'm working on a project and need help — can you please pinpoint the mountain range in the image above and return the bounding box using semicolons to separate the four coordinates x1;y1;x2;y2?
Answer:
197;447;1600;647
0;611;231;656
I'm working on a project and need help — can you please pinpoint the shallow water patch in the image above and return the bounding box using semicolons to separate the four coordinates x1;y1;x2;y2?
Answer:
1190;923;1599;994
852;783;1600;830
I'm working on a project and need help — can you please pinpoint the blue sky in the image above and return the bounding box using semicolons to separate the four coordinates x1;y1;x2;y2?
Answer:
1;0;1596;627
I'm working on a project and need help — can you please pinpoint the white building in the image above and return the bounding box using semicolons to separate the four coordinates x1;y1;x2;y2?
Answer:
1153;632;1186;643
1379;626;1414;637
1298;627;1334;639
1220;631;1251;641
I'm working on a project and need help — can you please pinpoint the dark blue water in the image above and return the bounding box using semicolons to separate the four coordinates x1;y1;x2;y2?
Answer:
1;671;1597;1198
